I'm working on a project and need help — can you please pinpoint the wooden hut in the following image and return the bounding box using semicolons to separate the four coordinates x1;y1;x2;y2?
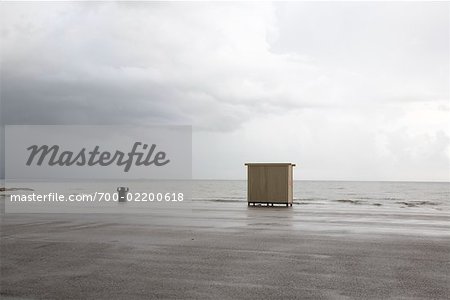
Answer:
245;163;295;207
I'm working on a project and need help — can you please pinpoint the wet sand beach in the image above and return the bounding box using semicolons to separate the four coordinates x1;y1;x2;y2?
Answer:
1;201;449;299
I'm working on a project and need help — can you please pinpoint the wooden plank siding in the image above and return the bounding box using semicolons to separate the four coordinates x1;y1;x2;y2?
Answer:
245;163;295;206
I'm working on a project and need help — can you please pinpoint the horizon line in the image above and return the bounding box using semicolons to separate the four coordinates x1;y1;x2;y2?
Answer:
191;178;450;183
1;178;449;184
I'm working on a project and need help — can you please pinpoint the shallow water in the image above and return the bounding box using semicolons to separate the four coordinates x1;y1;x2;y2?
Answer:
1;180;449;236
2;180;449;210
191;180;450;212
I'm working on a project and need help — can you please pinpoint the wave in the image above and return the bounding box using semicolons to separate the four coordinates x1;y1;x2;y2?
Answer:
396;201;440;207
192;198;244;203
334;199;363;204
0;187;35;192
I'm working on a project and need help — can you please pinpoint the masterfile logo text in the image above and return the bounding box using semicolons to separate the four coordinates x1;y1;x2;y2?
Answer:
26;142;170;172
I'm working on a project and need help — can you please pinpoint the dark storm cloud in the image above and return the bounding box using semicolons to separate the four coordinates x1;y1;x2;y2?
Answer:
0;2;327;131
1;71;186;125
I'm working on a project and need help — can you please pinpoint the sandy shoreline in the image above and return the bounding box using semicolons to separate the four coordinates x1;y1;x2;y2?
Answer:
1;201;449;299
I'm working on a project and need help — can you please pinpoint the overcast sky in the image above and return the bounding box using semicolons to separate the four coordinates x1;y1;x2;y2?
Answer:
1;2;449;181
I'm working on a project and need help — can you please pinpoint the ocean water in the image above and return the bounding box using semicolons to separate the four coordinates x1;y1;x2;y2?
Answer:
192;180;450;211
2;180;449;236
2;180;449;213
